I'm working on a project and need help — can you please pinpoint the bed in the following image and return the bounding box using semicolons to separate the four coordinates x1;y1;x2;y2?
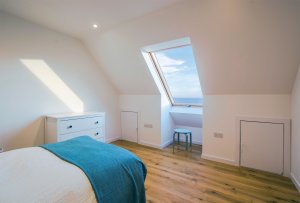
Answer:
0;136;147;203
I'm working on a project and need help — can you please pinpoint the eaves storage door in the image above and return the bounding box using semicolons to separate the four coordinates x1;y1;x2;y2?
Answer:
240;121;284;175
121;111;138;143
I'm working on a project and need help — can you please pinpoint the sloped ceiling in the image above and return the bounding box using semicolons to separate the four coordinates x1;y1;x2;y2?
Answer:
1;0;300;95
86;0;300;95
0;0;185;39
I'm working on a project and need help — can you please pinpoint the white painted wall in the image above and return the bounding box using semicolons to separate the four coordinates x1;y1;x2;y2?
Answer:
160;93;174;148
120;95;162;148
141;49;174;148
291;66;300;191
202;95;291;165
0;12;120;150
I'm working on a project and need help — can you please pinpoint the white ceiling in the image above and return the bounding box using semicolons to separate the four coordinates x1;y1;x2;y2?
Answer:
0;0;185;39
1;0;300;95
86;0;300;95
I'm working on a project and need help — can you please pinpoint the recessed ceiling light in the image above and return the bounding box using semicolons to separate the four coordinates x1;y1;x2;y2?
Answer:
92;24;99;29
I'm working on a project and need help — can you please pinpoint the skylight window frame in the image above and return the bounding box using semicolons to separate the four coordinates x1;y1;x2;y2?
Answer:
148;44;202;107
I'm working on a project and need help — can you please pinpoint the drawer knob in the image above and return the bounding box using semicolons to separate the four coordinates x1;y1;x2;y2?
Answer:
95;121;99;124
67;125;73;129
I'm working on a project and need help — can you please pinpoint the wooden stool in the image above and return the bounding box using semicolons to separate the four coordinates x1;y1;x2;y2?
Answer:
173;128;192;153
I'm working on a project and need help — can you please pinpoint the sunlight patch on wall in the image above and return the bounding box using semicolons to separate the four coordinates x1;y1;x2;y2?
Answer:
21;59;84;113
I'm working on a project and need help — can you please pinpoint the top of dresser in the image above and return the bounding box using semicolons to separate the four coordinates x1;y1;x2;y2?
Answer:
46;112;105;119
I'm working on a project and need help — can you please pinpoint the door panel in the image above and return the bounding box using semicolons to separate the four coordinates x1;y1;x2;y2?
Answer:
121;111;138;143
241;121;284;175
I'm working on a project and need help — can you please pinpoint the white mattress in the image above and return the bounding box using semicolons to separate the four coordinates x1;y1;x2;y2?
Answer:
0;147;97;203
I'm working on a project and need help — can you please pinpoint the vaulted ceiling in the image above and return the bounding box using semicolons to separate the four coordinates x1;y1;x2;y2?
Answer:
0;0;185;39
1;0;300;95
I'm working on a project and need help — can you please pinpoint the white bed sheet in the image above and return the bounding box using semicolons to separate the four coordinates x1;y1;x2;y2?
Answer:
0;147;97;203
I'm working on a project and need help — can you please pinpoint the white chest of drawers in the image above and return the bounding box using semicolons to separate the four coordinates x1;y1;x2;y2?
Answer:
45;112;105;143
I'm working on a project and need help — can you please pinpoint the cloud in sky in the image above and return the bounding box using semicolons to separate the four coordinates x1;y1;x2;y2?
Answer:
167;73;203;98
154;45;203;100
161;66;181;73
156;53;185;66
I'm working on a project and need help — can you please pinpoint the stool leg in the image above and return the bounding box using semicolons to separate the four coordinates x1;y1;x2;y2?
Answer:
173;132;176;153
185;134;188;151
177;133;180;145
190;133;192;151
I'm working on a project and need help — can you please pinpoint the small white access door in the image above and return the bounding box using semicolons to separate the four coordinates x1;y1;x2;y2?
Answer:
121;111;138;143
240;121;284;175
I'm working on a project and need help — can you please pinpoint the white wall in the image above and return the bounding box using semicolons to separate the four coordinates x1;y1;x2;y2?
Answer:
291;66;300;191
120;95;162;148
203;95;291;165
0;12;120;150
160;93;174;148
141;49;174;148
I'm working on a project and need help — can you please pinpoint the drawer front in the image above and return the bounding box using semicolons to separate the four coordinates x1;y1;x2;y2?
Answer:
59;116;104;134
58;128;105;142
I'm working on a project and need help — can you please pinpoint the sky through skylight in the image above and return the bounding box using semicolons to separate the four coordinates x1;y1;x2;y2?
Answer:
154;45;203;105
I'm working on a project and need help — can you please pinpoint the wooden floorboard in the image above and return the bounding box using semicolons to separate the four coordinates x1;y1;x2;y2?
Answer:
112;140;300;203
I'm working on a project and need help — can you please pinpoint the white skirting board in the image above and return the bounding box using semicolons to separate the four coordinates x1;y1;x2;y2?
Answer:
105;136;121;143
176;138;202;145
291;172;300;192
201;153;237;166
160;138;202;149
160;139;173;149
112;138;200;150
115;138;163;149
139;141;161;149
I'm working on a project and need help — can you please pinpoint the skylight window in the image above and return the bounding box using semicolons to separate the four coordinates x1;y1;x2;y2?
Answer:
150;45;203;106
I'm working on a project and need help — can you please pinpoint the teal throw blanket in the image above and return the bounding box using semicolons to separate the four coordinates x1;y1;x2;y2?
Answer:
41;136;147;203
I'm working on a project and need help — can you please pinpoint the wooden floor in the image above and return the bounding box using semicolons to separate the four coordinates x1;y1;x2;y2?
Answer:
112;140;300;203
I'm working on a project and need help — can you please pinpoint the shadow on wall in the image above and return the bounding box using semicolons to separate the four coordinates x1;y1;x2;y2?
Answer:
6;117;45;151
